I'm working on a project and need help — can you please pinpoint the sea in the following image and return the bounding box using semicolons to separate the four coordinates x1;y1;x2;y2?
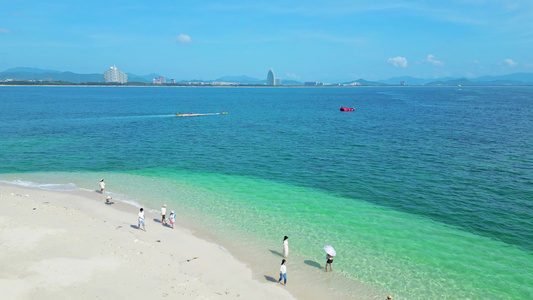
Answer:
1;86;532;299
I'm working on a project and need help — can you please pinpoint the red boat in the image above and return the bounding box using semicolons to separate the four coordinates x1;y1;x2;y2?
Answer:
340;106;355;111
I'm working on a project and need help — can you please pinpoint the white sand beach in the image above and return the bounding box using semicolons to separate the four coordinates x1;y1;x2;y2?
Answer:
0;183;297;300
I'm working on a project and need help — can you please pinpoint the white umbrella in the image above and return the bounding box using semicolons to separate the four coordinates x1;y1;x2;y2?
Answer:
324;245;336;257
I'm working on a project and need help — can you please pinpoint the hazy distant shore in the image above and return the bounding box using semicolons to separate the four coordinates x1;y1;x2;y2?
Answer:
2;82;532;87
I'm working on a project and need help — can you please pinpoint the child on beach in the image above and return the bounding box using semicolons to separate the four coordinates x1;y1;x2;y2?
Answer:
278;259;287;286
99;179;105;194
169;211;176;229
161;204;167;225
283;236;290;258
138;208;145;231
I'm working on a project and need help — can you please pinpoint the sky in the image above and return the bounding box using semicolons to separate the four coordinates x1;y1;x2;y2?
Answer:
1;0;533;83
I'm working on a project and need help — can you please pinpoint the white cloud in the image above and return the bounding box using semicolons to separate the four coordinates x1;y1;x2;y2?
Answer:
387;56;408;68
175;34;192;44
426;54;444;66
0;28;11;34
503;58;517;67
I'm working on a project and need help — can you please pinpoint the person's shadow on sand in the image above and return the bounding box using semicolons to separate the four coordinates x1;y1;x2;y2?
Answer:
153;218;172;228
269;250;284;257
264;275;278;283
304;260;323;270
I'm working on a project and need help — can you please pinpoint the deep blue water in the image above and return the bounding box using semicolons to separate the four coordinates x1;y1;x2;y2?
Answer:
1;86;532;299
2;86;532;250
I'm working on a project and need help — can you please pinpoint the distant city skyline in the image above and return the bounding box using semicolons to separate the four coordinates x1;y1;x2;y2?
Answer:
1;1;532;83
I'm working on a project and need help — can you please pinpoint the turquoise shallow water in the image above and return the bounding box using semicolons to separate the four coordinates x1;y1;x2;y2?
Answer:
1;86;532;299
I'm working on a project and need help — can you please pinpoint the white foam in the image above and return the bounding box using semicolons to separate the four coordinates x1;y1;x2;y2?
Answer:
1;180;77;192
219;246;234;258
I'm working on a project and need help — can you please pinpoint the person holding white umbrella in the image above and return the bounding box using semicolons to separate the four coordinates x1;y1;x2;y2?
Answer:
324;245;336;272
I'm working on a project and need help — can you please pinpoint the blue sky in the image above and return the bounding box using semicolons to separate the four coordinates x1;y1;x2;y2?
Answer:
1;0;532;82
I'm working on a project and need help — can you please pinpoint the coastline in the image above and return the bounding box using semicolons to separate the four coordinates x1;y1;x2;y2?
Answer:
0;180;382;300
0;182;297;299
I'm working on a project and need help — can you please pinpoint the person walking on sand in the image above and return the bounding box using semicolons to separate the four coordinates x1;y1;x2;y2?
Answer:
138;208;145;231
99;179;105;194
325;253;334;272
283;236;290;258
161;204;167;225
169;211;176;229
278;259;287;286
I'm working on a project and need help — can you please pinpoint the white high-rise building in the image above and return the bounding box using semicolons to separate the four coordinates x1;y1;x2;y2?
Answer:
103;65;128;83
267;68;275;86
153;76;166;84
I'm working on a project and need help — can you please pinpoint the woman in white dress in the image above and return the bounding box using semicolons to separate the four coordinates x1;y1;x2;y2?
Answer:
99;179;105;194
283;236;290;258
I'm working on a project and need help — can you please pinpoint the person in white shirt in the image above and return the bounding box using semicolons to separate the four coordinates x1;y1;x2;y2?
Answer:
278;259;287;286
169;211;176;229
138;208;145;231
161;204;167;225
99;179;105;194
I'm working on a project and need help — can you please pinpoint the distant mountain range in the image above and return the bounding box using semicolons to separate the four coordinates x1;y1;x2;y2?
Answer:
1;67;533;86
375;73;533;86
0;67;156;83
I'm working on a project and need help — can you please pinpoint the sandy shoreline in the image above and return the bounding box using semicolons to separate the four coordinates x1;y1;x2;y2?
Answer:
0;183;297;299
